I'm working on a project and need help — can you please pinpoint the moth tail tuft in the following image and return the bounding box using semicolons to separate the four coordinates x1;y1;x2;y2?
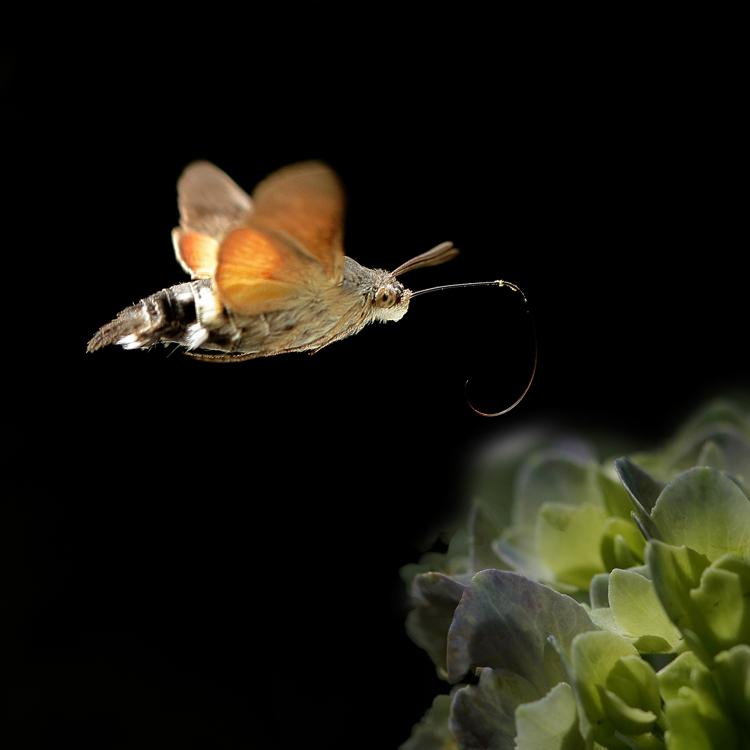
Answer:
86;301;160;352
86;284;197;353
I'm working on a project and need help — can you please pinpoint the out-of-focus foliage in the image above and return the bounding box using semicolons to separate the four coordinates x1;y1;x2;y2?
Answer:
400;399;750;750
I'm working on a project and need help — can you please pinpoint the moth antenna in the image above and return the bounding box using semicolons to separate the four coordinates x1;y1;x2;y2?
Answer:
392;241;459;276
411;280;537;417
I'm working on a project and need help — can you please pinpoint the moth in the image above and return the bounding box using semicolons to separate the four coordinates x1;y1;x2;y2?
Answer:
87;160;462;361
87;160;534;414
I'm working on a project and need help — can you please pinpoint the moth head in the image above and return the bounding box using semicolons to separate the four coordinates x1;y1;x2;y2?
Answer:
371;277;411;322
367;240;460;322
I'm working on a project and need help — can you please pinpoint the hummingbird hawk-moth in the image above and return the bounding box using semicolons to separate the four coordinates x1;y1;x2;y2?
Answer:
87;160;534;414
87;160;464;360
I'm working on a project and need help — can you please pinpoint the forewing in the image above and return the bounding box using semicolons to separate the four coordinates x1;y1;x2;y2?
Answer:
249;161;345;282
214;226;325;316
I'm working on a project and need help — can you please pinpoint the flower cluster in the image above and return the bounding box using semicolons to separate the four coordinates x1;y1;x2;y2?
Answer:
401;399;750;749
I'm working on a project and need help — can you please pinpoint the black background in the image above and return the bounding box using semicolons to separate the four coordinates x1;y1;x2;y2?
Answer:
6;8;746;748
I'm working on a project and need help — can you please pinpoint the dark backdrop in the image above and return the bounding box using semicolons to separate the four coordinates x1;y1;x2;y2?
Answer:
6;9;746;748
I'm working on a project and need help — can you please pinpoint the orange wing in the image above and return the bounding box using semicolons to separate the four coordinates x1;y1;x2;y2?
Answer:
245;161;345;283
214;161;346;314
172;160;254;279
172;228;220;279
173;160;346;314
214;226;329;315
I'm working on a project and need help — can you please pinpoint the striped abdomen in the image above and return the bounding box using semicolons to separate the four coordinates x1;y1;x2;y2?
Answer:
86;279;237;354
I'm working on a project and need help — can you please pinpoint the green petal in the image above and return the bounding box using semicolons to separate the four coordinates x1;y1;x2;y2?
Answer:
513;453;606;530
605;654;662;717
613;457;665;542
536;503;608;590
405;572;466;678
651;467;750;560
614;456;666;516
609;568;683;652
399;694;458;750
515;682;585;750
713;645;750;734
570;630;640;721
598;686;656;736
648;543;750;662
658;651;742;750
446;570;596;691
600;517;645;571
688;555;750;658
450;667;540;750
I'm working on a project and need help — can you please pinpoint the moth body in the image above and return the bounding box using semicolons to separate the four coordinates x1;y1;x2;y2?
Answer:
87;257;412;359
87;160;457;361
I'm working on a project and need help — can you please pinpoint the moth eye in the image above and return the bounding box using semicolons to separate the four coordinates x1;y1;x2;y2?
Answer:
375;287;398;309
